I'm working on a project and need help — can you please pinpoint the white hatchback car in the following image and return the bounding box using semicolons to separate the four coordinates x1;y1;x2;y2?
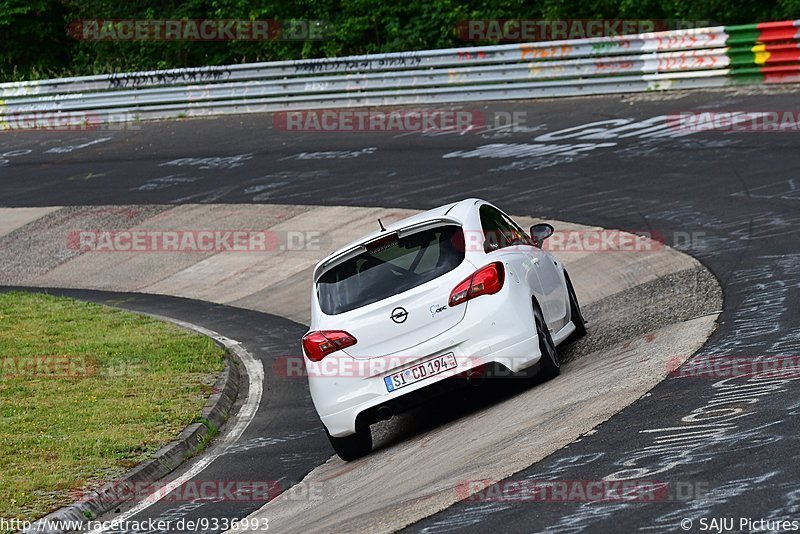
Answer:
302;198;586;460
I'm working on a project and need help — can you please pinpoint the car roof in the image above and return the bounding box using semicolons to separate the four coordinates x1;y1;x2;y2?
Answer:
312;198;486;280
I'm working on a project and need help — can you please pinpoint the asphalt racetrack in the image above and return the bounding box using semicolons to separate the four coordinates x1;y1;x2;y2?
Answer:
2;85;799;533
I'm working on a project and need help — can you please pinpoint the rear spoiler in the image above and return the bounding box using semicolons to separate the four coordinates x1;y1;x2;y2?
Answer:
313;216;461;282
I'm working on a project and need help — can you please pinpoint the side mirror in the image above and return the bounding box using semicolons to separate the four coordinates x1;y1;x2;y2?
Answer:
530;223;554;249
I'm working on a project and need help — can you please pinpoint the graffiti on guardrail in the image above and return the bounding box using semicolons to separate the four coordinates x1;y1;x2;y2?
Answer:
657;54;722;70
590;40;632;52
594;60;636;73
653;32;725;50
521;44;575;59
108;67;232;89
293;53;422;73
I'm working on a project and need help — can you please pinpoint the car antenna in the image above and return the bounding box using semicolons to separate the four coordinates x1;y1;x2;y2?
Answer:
378;219;386;232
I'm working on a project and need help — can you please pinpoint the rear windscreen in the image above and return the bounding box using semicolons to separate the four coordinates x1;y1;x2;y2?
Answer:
317;225;465;315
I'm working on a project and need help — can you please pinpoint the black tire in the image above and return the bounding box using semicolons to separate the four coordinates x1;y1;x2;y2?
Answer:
564;271;587;342
326;424;372;461
534;301;560;380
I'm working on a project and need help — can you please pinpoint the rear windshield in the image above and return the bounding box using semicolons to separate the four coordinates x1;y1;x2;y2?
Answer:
317;225;465;315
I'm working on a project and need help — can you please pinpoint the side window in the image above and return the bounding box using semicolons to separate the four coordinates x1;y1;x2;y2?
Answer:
479;205;532;253
501;212;534;247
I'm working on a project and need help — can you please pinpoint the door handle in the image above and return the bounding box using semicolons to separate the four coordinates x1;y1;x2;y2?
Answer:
531;258;539;265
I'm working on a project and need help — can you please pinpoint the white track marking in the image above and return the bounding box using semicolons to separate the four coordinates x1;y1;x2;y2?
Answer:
86;314;263;534
45;137;112;154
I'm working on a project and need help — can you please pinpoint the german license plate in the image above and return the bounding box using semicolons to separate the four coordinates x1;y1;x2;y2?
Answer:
384;352;457;392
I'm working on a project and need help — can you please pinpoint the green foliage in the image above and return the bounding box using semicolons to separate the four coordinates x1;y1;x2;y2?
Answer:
0;0;797;81
0;292;224;523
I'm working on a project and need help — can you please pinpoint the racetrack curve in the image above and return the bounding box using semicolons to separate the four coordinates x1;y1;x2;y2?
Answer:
2;84;799;533
0;209;720;533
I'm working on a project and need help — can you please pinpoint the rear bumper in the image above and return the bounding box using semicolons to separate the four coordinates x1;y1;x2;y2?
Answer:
315;328;541;437
308;269;546;437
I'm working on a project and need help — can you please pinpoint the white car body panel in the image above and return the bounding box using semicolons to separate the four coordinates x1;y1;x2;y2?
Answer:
305;199;577;437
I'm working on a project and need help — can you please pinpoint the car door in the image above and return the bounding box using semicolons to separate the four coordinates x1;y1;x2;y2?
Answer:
478;204;548;321
532;248;569;331
489;205;569;332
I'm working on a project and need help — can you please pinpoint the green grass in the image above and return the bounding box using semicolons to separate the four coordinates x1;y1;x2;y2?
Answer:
0;292;225;525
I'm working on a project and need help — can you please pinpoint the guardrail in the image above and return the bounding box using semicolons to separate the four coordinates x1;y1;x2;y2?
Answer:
1;20;799;128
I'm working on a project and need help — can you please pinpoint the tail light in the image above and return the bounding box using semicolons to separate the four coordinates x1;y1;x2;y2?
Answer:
449;262;505;306
302;330;357;362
